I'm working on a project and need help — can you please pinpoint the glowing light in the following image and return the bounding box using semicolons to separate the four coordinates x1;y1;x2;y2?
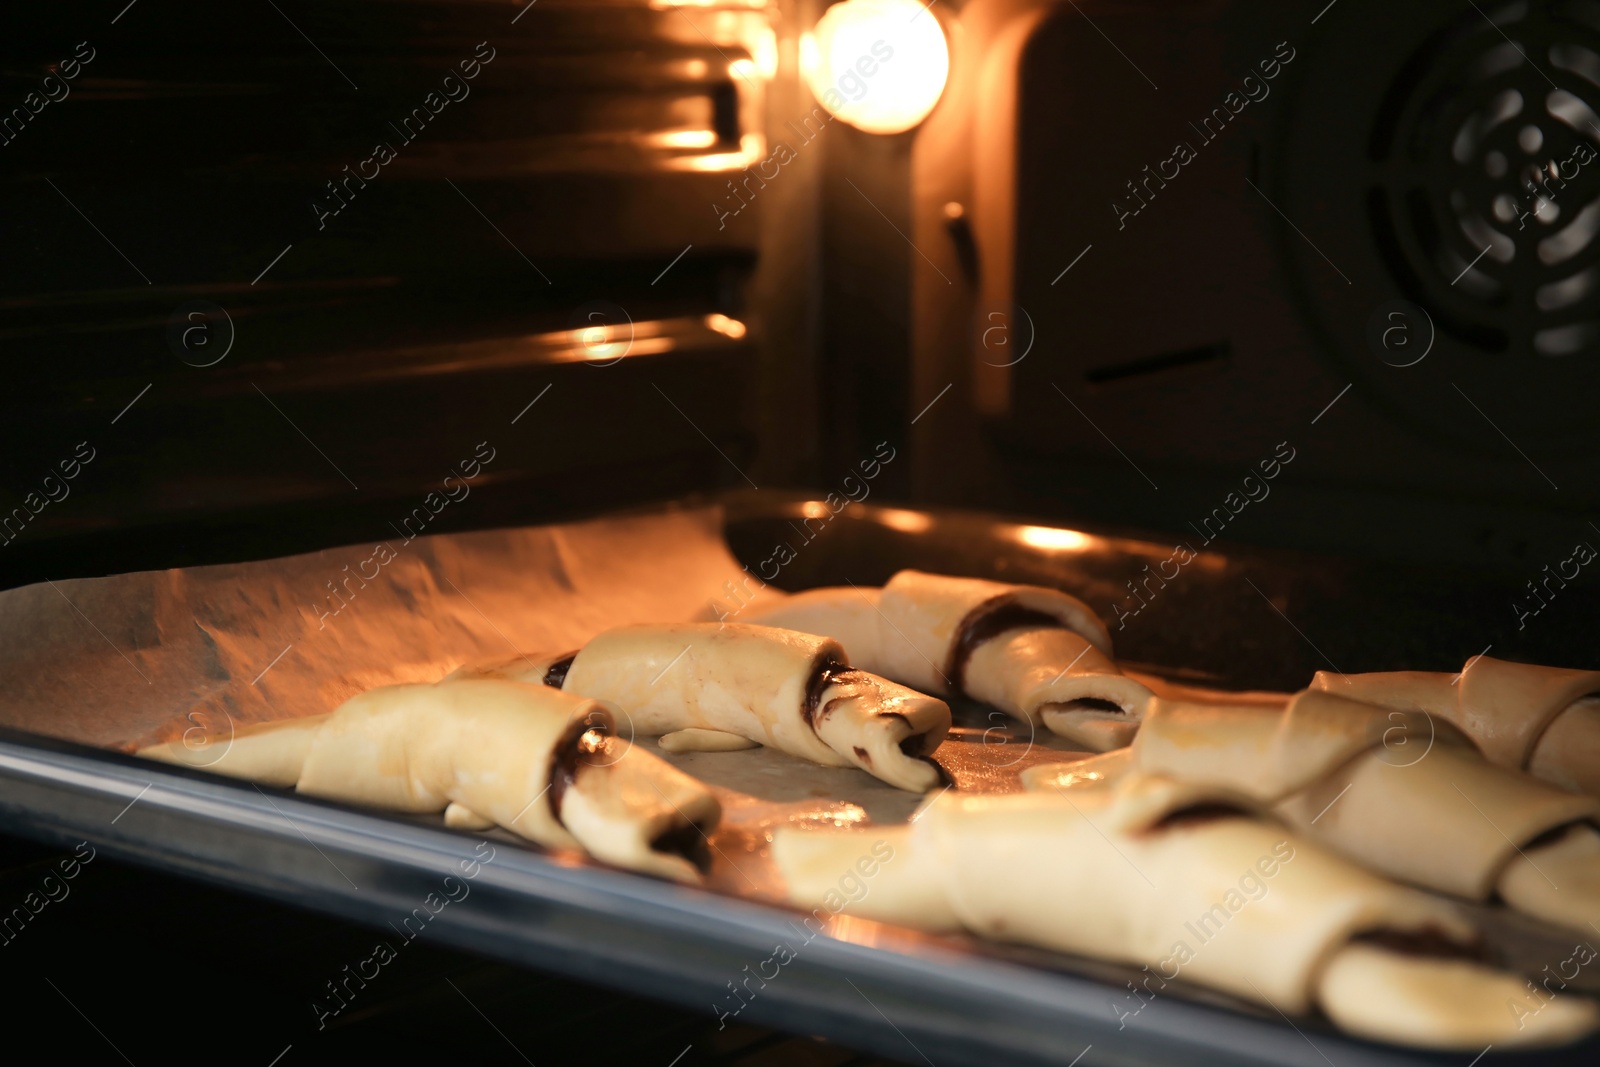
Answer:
705;313;747;339
1054;768;1106;789
875;508;932;534
753;27;779;79
805;0;949;135
799;32;819;80
801;500;831;519
650;0;764;8
667;132;765;172
729;58;758;83
1015;525;1094;552
578;325;626;362
650;129;718;150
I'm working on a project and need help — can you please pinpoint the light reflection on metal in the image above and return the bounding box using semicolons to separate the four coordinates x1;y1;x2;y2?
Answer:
649;128;719;150
875;508;933;534
705;313;747;339
668;133;767;172
261;316;750;394
650;0;766;8
1013;525;1096;552
752;26;779;79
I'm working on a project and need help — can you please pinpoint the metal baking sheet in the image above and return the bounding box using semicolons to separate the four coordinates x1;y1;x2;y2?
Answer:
1;493;1597;1067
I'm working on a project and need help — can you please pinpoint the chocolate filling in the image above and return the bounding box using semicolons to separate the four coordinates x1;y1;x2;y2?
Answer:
649;821;714;875
949;601;1068;696
917;754;955;788
542;652;578;689
805;655;942;775
902;729;934;764
1352;926;1486;962
547;713;611;825
1063;697;1124;715
1149;803;1253;831
853;745;871;764
803;655;865;729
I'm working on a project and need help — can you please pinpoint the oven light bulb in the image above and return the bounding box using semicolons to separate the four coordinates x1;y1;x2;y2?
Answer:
805;0;949;135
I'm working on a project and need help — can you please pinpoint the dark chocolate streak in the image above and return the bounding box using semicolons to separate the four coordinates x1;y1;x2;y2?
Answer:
804;655;947;782
1148;803;1253;832
803;655;863;729
650;822;713;875
948;601;1066;696
542;652;578;689
547;713;609;825
1353;926;1486;962
894;720;934;758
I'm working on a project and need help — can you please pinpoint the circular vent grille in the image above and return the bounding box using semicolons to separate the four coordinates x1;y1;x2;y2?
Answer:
1369;1;1600;360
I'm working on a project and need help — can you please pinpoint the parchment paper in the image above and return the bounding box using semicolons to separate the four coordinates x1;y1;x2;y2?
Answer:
0;503;1084;898
0;506;766;751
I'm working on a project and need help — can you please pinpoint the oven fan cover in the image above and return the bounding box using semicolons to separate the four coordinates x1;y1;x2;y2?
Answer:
1279;0;1600;455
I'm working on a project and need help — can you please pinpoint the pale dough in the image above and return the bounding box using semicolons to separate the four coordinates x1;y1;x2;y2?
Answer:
745;571;1151;749
1312;655;1600;797
141;678;720;883
1023;689;1600;932
773;774;1595;1049
456;623;952;793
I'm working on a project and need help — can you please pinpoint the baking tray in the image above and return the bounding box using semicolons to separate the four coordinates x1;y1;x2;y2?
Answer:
2;492;1597;1067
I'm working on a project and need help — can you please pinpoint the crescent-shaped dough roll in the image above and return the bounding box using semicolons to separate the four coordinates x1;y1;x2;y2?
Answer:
138;714;329;788
745;571;1152;750
739;586;887;665
1122;670;1290;708
1311;655;1600;797
141;679;720;883
773;778;1598;1049
1023;690;1600;933
456;624;950;793
656;728;760;753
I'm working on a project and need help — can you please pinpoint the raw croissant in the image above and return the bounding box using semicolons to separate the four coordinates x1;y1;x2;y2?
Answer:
774;774;1599;1049
451;622;952;792
1023;689;1600;933
139;678;720;883
1311;654;1600;798
745;570;1153;751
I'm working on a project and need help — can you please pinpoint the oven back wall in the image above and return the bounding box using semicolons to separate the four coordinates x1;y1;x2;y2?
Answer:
912;0;1600;573
0;0;818;589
